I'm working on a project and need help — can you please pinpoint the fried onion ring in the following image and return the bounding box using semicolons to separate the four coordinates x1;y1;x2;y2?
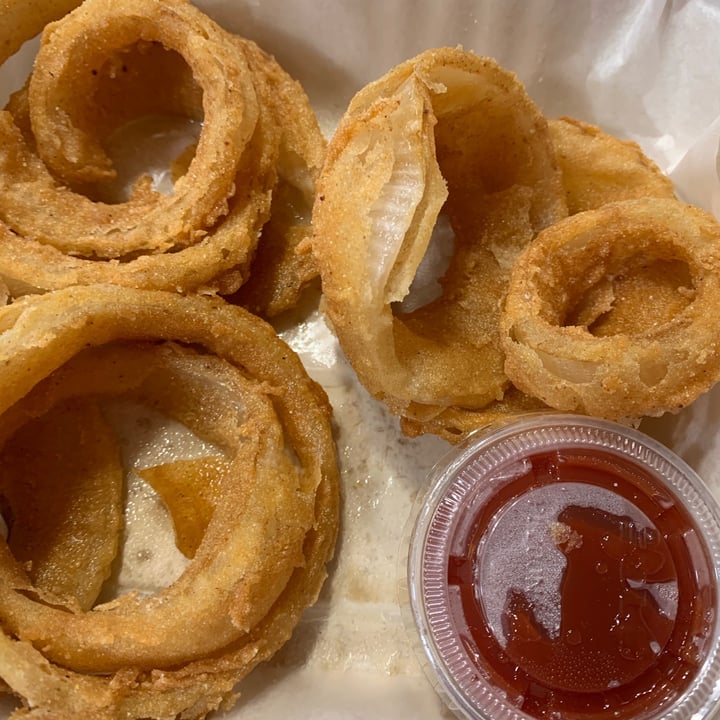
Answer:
312;47;566;422
3;0;260;256
0;0;325;303
0;285;339;719
500;197;720;419
550;116;676;214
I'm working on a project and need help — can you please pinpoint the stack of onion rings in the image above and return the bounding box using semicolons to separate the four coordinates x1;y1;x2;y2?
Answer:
0;2;338;716
0;0;324;313
0;284;339;719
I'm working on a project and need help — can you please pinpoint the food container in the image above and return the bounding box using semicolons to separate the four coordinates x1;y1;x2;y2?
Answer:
2;3;720;720
406;414;720;720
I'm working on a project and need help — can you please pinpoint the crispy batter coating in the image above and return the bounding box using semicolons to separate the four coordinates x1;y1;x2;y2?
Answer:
500;197;720;419
0;0;325;307
312;47;566;431
550;116;676;214
0;285;339;719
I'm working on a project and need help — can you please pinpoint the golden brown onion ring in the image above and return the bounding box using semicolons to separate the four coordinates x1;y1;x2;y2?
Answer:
0;285;339;718
500;197;720;419
0;0;324;302
7;0;258;257
312;47;566;423
550;116;676;214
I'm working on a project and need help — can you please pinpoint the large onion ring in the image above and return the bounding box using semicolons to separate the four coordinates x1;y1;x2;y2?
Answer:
312;47;566;421
0;285;339;718
1;0;260;257
500;197;720;419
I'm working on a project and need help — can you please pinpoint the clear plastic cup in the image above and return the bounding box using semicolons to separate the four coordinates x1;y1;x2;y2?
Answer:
405;414;720;720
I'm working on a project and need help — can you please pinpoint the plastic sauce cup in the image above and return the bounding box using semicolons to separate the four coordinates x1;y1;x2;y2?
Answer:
405;414;720;720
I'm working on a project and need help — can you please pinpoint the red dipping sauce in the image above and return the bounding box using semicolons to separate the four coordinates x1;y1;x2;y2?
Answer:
407;415;720;720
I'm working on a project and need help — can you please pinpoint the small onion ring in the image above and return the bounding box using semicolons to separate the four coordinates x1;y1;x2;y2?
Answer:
500;197;720;419
0;285;339;718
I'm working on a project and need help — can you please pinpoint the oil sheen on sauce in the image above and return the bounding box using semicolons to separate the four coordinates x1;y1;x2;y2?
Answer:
443;448;717;719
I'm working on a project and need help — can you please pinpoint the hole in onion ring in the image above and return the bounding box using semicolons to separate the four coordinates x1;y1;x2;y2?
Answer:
432;67;544;197
97;397;220;601
61;41;204;203
0;391;225;607
565;258;694;337
395;213;455;314
95;114;201;203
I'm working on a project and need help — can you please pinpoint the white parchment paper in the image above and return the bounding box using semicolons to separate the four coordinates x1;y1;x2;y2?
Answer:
1;1;720;718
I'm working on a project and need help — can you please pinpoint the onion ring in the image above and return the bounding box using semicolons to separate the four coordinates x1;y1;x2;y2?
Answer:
0;0;324;304
0;285;339;718
312;47;566;423
500;197;720;419
4;0;260;257
550;116;676;214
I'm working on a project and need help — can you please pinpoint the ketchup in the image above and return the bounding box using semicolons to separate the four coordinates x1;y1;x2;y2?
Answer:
442;447;717;720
